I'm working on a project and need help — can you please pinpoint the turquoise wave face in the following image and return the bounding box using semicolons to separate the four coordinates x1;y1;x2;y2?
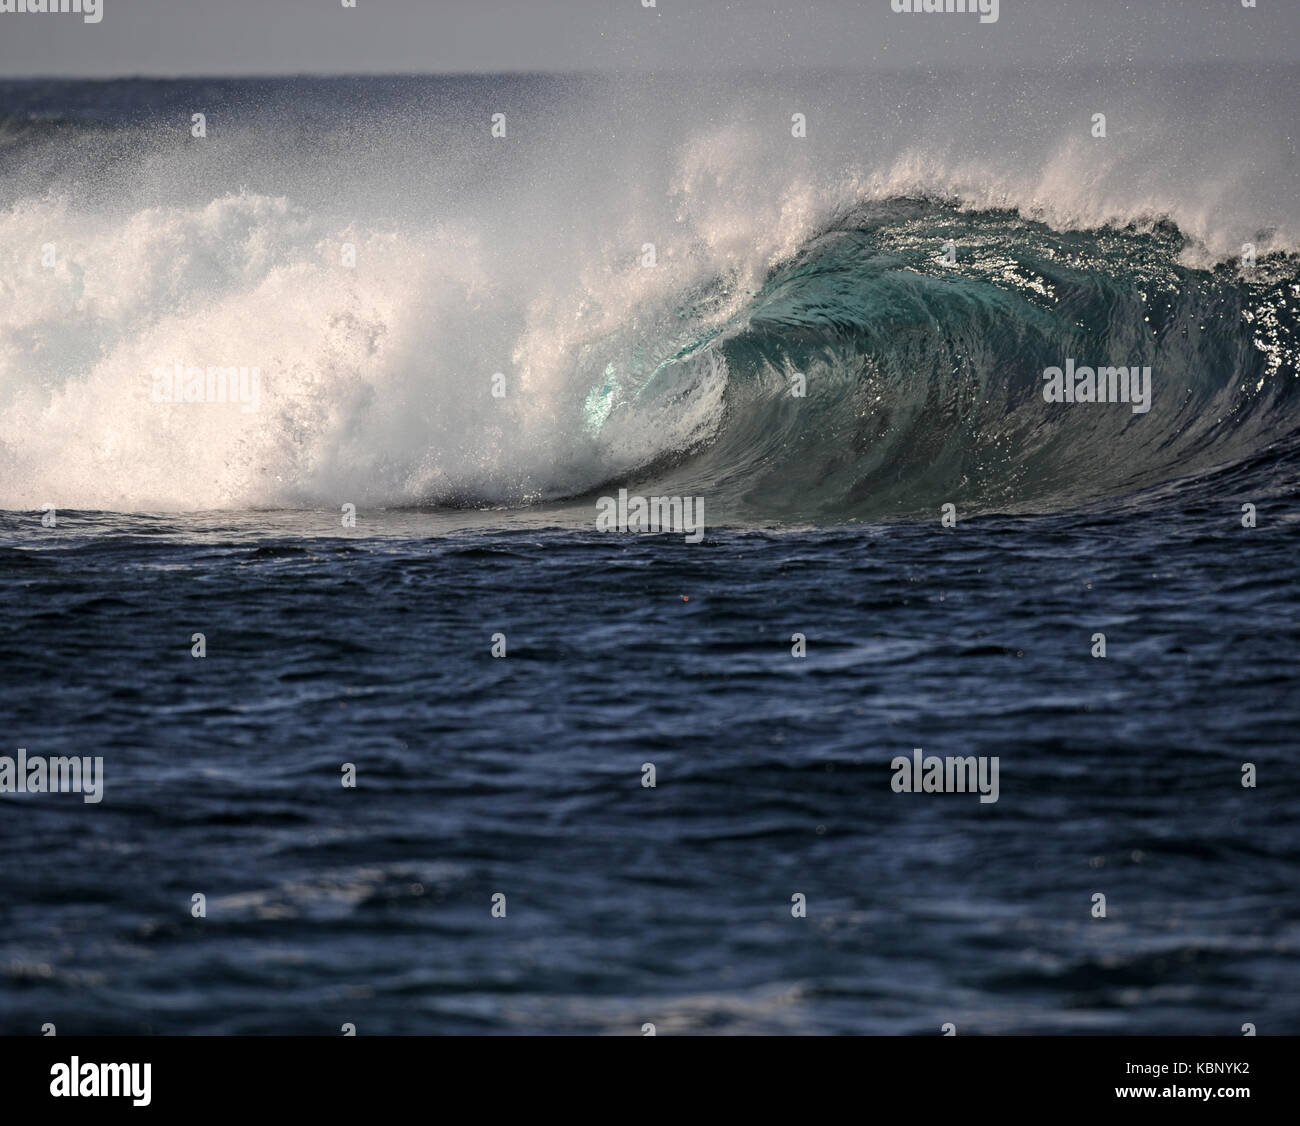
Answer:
593;200;1300;523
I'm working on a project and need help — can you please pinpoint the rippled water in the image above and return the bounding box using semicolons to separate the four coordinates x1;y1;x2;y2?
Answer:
3;460;1298;1033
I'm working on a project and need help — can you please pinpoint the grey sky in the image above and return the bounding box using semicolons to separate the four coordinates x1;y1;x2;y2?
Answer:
0;0;1294;79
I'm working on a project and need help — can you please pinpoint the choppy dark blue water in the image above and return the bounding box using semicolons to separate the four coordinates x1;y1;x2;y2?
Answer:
3;468;1299;1034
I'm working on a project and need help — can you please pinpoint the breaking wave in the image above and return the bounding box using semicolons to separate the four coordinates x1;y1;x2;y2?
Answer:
0;71;1297;520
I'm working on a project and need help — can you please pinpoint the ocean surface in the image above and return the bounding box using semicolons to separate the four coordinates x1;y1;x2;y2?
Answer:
1;71;1298;1034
